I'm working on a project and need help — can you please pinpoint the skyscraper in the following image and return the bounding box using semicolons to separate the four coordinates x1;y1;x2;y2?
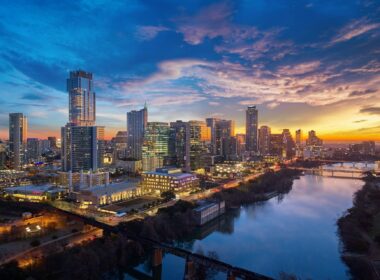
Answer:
142;122;169;171
67;70;95;126
168;120;190;172
282;129;296;159
189;120;209;169
258;126;271;155
61;71;104;172
127;105;148;160
27;138;41;163
246;106;258;154
9;113;27;169
295;129;302;146
206;118;234;155
236;133;246;156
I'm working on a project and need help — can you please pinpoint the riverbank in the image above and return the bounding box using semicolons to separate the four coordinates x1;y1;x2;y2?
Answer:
337;173;380;280
0;168;300;279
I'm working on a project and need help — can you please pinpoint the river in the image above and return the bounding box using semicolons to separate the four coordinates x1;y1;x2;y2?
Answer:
127;170;366;279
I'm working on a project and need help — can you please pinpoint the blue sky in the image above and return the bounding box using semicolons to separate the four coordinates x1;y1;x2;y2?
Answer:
0;0;379;141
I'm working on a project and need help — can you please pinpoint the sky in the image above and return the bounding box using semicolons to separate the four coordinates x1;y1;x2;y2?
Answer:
0;0;379;142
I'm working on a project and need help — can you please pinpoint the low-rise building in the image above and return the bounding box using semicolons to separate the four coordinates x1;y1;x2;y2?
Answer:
4;185;66;201
58;170;110;191
214;162;245;177
73;180;141;206
142;168;199;194
192;200;225;226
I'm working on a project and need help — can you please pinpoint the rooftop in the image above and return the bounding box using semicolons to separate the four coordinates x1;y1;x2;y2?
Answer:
83;180;139;197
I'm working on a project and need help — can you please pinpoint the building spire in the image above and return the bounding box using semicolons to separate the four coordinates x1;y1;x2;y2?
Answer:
144;101;147;109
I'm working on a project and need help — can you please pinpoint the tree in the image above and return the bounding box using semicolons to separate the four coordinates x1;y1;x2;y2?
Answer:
160;191;175;201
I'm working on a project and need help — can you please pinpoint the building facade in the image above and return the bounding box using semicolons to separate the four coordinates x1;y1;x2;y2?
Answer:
9;113;27;169
127;105;148;160
142;122;169;171
168;121;190;172
258;125;271;156
67;70;95;126
245;106;258;154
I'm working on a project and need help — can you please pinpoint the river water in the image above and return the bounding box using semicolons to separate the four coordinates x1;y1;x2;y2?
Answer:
127;172;365;279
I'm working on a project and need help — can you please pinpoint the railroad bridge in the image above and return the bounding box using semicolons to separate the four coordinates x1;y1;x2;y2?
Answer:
52;206;272;280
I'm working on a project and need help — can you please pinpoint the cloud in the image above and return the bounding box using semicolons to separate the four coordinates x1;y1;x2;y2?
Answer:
208;101;220;106
330;18;380;44
353;119;367;123
349;89;377;97
175;1;234;45
360;107;380;115
135;25;170;41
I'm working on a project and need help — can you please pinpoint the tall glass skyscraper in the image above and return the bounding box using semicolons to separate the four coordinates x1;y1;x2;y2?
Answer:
246;106;258;153
142;122;169;171
168;120;190;172
9;113;27;169
67;70;95;126
127;105;148;160
62;70;104;172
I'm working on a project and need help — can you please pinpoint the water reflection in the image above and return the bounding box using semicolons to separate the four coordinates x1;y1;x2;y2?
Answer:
126;175;363;279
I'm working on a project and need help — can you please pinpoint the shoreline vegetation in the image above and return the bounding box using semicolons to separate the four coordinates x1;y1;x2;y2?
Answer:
337;172;380;280
0;168;301;279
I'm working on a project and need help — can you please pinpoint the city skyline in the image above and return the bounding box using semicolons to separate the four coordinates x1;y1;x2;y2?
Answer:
0;1;379;142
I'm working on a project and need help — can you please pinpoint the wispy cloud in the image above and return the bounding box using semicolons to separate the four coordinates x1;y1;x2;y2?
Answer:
135;25;170;41
360;106;380;115
330;18;380;44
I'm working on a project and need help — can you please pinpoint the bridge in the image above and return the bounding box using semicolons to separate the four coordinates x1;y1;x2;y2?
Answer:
289;162;378;179
47;205;273;280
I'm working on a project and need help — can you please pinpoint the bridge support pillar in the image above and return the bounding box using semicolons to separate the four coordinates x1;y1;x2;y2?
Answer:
227;271;236;280
152;248;163;267
183;257;196;280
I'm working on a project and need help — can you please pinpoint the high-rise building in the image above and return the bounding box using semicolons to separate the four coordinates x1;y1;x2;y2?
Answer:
0;141;6;170
246;106;258;154
295;129;302;146
48;136;57;149
168;120;190;172
9;113;27;169
62;125;104;172
206;118;234;155
142;122;169;171
282;129;295;159
270;134;283;157
306;130;323;147
189;120;209;169
221;136;238;160
258;126;271;155
27;138;41;163
127;105;148;160
236;133;246;156
61;71;105;172
112;131;128;160
67;70;95;126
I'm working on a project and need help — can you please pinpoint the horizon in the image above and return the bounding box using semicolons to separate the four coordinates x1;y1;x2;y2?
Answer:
0;1;379;142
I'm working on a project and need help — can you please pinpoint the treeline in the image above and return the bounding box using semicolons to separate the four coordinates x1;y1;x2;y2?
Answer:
212;169;301;207
337;172;380;280
0;169;301;279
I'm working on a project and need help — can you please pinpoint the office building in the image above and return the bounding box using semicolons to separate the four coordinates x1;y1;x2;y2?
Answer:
127;105;148;160
168;120;190;171
27;138;41;163
142;122;169;171
206;118;235;156
270;134;283;157
112;131;128;160
142;168;199;194
61;125;105;172
48;136;58;150
221;136;238;160
236;133;246;156
189;120;209;169
306;130;323;147
246;106;258;154
67;70;95;126
258;126;271;156
9;113;27;169
282;129;295;159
